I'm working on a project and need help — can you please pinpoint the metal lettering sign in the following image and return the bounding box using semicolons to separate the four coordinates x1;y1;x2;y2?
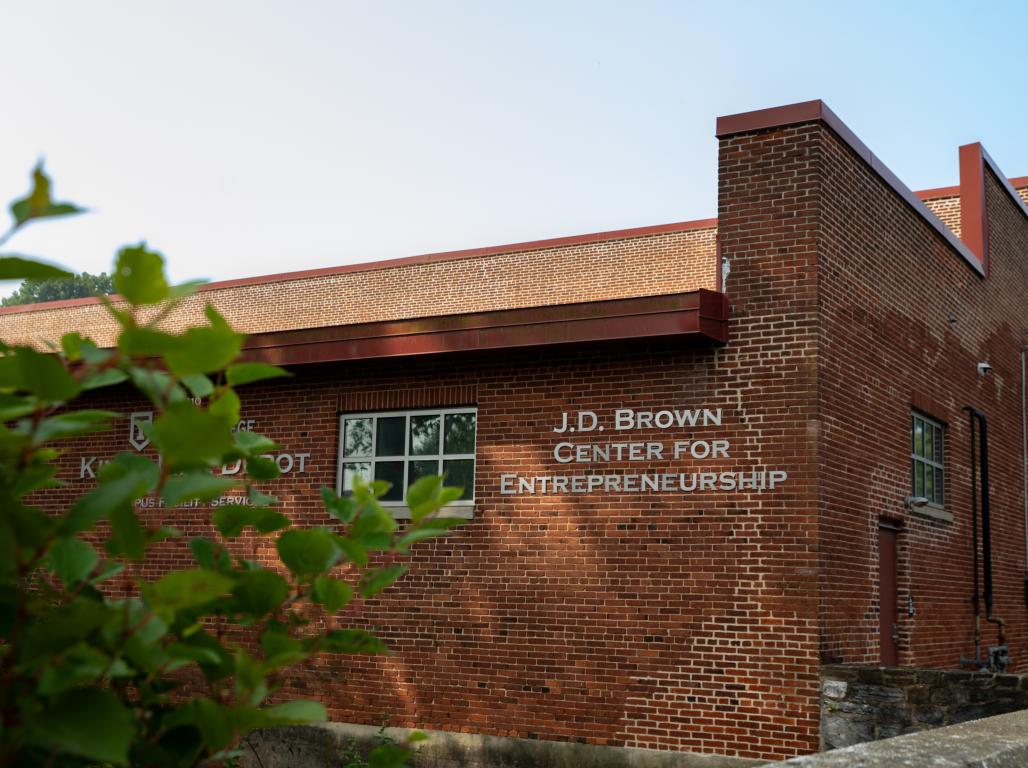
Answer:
129;411;153;452
500;407;789;495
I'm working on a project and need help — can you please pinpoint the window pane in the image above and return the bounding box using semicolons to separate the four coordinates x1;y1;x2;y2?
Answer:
935;468;944;504
342;462;371;493
408;459;438;486
934;426;943;464
410;415;440;456
924;463;933;499
913;419;924;458
445;412;476;454
374;460;404;501
376;417;405;457
911;461;916;495
344;418;373;458
924;427;932;464
443;459;474;500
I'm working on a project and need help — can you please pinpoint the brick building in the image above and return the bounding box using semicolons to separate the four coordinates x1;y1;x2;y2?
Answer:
2;100;1027;763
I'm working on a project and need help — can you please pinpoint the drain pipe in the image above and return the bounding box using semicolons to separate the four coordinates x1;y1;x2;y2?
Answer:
966;407;1006;645
966;407;981;666
1022;346;1028;607
962;406;1009;671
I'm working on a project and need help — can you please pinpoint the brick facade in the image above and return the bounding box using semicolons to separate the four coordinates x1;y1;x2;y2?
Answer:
4;101;1028;762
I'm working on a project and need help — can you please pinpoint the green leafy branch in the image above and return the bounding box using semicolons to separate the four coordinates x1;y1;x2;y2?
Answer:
0;164;463;768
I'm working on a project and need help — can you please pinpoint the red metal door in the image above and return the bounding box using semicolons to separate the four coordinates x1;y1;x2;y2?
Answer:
879;525;899;665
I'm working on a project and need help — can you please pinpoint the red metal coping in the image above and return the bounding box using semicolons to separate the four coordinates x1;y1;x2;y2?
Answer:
241;290;729;366
958;144;1028;277
716;100;989;278
0;217;718;316
917;175;1028;201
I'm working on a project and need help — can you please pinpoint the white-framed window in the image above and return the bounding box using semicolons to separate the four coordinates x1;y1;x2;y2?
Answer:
911;412;944;507
337;407;477;508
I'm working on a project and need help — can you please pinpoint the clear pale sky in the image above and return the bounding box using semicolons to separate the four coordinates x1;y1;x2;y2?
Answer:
2;1;1026;290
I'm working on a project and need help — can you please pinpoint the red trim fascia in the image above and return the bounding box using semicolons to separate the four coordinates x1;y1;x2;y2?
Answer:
959;143;988;275
960;144;1028;277
917;175;1028;201
0;217;718;317
980;148;1028;222
241;290;728;366
716;100;986;278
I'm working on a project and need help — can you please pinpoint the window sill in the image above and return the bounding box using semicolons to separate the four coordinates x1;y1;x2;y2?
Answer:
912;505;953;523
381;504;475;521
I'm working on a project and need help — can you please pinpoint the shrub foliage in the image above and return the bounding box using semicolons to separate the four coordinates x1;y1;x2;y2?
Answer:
0;164;462;767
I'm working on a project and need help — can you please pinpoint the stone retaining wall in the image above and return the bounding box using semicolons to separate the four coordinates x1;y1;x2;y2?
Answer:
240;724;762;768
820;665;1028;750
759;708;1028;768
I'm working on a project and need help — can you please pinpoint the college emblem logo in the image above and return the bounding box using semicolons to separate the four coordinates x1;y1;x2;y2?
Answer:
129;411;153;452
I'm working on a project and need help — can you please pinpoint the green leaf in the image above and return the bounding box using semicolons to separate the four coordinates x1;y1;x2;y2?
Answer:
150;401;234;469
370;744;412;768
180;373;214;399
144;569;234;620
246;455;280;481
81;368;129;391
397;516;465;548
60;331;85;360
162;472;237;506
232;570;289;617
233;429;278;456
190;537;231;572
128;367;187;404
37;645;125;695
33;409;116;444
7;346;79;402
336;536;368;567
10;162;86;225
359;564;408;598
0;255;73;280
193;698;234;752
107;505;146;560
166;643;223;666
260;700;327;727
276;529;342;576
114;242;168;305
163;307;242;376
312;576;353;613
61;454;159;535
212;505;289;538
208;387;241;424
260;629;308;668
321;629;389;654
226;362;291;387
28;688;133;765
90;560;124;585
321;485;356;523
48;537;98;585
405;475;444;521
0;393;37;421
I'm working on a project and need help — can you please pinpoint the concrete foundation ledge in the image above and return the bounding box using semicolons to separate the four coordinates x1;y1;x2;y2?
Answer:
755;709;1028;767
240;723;763;768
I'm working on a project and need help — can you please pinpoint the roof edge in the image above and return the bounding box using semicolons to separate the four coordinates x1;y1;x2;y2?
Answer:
716;99;986;278
917;175;1028;201
0;217;718;317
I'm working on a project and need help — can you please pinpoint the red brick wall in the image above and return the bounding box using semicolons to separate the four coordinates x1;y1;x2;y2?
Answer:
19;110;1028;764
816;126;1028;670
